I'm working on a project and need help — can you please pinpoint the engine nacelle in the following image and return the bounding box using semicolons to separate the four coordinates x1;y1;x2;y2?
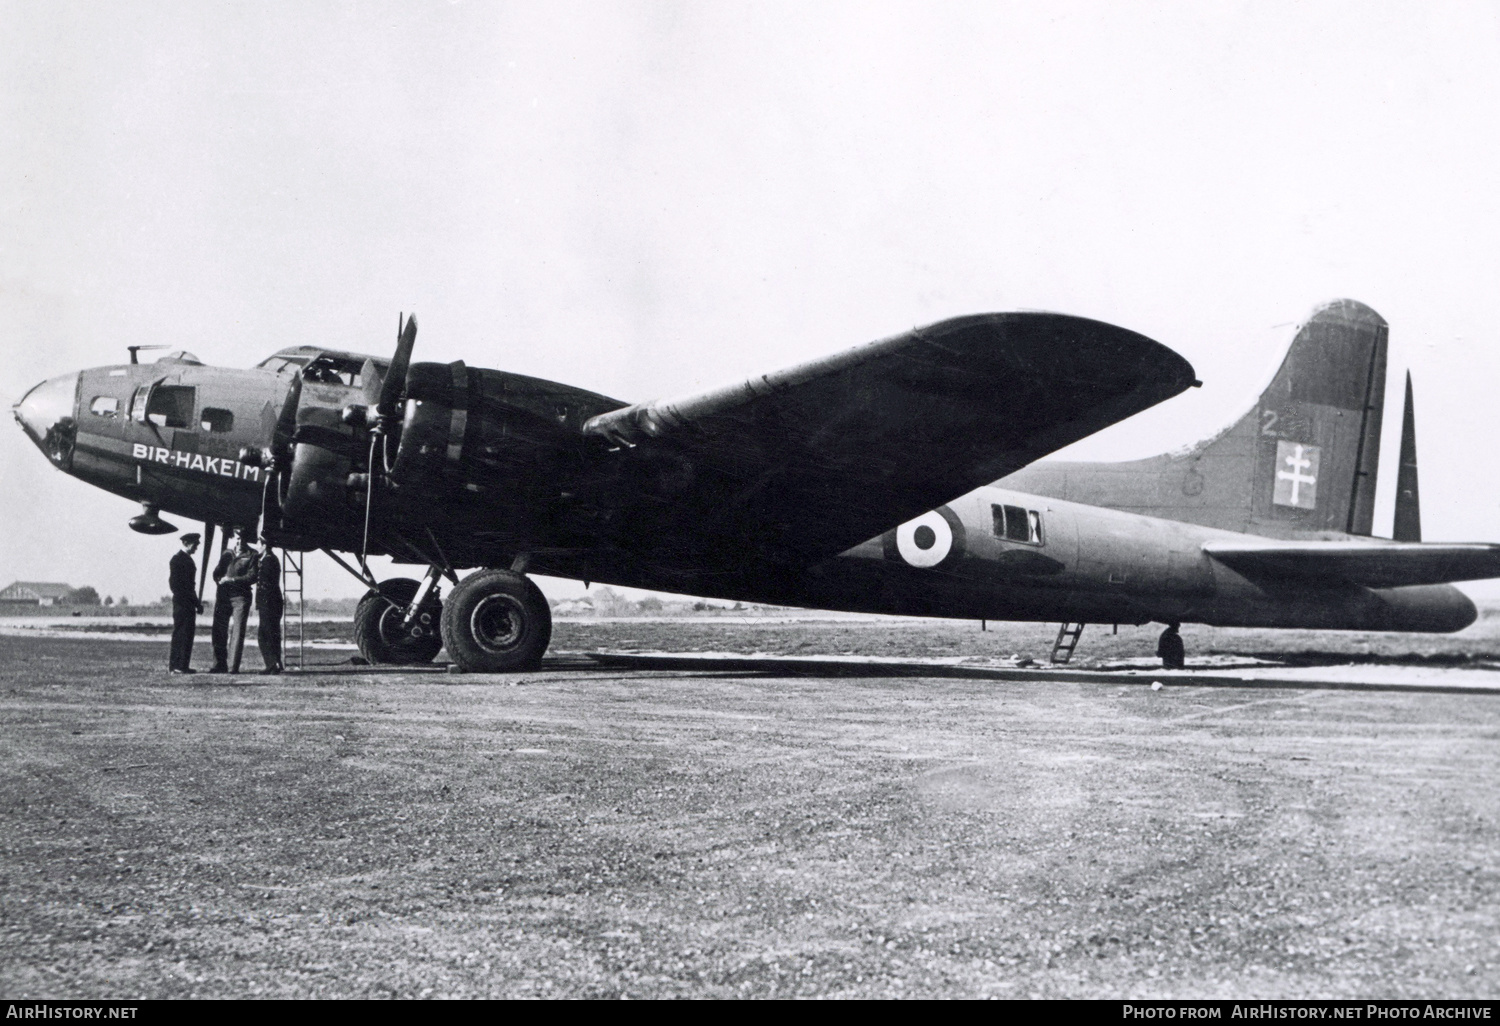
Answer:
390;361;599;492
390;361;471;485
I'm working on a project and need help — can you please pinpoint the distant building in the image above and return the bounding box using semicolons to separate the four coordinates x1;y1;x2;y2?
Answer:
0;581;76;607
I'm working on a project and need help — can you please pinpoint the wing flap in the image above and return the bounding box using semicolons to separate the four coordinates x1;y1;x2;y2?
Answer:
583;312;1197;565
1204;539;1500;589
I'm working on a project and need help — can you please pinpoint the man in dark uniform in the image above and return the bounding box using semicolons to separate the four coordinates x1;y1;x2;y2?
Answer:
169;533;202;674
256;542;283;674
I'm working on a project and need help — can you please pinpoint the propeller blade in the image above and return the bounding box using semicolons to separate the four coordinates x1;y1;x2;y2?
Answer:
359;358;384;407
376;313;418;418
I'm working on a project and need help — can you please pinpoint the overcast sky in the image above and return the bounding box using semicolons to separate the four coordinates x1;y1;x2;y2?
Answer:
4;1;1500;602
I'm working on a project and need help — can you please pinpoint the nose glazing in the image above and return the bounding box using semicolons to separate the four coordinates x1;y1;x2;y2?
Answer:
14;372;80;470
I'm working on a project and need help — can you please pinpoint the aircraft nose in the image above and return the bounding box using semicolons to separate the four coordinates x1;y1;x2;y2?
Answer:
14;372;80;470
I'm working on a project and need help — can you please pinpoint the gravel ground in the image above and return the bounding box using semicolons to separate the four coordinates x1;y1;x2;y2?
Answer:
2;623;1499;999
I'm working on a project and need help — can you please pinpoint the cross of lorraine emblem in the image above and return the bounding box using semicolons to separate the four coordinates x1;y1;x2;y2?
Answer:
1273;440;1320;509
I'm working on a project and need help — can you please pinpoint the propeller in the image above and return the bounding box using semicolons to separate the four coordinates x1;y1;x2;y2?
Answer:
278;313;418;568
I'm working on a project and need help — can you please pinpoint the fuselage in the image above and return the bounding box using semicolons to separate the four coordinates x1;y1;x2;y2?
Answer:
543;482;1474;633
815;485;1474;632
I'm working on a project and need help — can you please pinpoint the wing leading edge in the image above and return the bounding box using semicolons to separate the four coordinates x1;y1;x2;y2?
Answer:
584;312;1198;567
1204;539;1500;589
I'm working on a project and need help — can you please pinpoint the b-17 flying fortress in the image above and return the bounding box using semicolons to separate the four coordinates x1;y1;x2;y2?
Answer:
15;299;1500;671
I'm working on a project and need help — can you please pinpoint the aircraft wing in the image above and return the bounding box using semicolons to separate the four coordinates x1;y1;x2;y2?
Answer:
1203;539;1500;588
583;312;1196;566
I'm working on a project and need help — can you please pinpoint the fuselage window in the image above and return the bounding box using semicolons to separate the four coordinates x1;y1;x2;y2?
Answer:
200;408;234;433
89;396;119;417
144;385;196;428
129;388;149;423
992;503;1044;545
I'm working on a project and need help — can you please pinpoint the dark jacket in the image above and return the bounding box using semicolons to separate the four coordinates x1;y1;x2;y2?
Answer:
169;550;197;605
256;549;282;606
219;548;258;598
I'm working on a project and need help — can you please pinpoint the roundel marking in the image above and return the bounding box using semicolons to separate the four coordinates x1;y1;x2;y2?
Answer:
895;510;955;567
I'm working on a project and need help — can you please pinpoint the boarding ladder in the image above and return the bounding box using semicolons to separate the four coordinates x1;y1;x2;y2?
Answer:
1050;622;1086;664
280;548;305;671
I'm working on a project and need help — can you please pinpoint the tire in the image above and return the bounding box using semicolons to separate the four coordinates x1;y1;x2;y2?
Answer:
353;577;444;665
440;569;551;672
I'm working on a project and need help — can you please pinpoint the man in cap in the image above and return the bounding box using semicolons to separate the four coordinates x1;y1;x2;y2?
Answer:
168;533;202;674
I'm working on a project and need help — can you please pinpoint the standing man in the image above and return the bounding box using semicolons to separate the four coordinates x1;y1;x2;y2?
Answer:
169;533;202;674
210;528;255;672
208;529;238;673
256;542;283;675
220;533;260;674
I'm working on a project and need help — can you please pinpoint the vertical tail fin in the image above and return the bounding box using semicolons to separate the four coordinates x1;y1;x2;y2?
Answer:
1392;371;1421;542
1249;298;1387;535
1003;299;1388;537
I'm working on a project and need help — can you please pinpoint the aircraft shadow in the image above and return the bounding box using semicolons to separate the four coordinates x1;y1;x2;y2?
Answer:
580;651;1500;696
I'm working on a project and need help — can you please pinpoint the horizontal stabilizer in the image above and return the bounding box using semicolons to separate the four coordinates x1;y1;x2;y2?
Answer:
1203;539;1500;589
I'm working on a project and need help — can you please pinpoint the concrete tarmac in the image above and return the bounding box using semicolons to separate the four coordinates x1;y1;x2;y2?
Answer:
3;632;1499;998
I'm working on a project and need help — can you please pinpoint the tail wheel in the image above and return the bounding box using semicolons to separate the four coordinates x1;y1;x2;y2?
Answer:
353;577;443;665
440;569;552;672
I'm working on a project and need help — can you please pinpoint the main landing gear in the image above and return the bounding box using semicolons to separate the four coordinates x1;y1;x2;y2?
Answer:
349;561;552;673
353;575;444;665
440;569;552;673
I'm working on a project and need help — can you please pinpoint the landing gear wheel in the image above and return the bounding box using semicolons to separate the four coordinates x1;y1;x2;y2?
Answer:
1157;624;1185;670
353;577;444;665
440;569;552;673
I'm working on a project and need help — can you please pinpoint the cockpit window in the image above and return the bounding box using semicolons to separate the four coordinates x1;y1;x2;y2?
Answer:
143;385;196;428
302;355;368;387
256;356;310;374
